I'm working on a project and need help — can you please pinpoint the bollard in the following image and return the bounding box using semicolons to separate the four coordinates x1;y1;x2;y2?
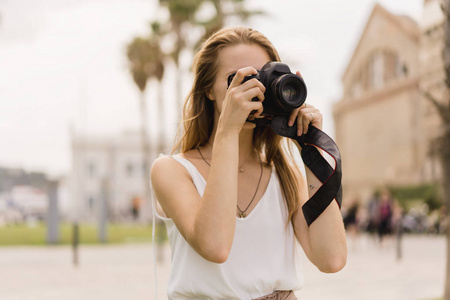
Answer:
46;180;60;244
72;222;79;267
396;214;404;261
98;178;108;243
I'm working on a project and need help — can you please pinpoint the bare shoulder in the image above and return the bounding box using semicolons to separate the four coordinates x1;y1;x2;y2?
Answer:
150;155;191;183
151;154;200;219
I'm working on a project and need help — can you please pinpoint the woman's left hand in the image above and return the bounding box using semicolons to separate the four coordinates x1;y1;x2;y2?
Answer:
287;71;323;136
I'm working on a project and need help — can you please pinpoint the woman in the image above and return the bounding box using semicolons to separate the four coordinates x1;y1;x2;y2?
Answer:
151;26;347;300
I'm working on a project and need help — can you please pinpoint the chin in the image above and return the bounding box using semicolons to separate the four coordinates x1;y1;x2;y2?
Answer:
242;121;256;130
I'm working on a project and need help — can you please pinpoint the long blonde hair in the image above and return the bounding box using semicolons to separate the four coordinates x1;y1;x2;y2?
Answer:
173;26;301;222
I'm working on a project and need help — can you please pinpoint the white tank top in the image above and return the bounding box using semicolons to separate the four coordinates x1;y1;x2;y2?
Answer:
154;155;303;300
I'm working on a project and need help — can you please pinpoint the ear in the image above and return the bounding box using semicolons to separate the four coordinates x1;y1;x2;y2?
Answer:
206;90;215;101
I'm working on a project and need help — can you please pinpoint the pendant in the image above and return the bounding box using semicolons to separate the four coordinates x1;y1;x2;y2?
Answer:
239;168;244;173
239;212;246;218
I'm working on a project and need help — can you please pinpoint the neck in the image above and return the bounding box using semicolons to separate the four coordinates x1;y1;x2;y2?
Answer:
207;122;256;163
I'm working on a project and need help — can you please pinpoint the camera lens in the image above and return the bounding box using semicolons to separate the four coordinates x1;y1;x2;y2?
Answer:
272;74;307;112
281;82;299;101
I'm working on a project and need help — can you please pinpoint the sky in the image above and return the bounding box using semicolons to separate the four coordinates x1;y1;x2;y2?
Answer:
0;0;423;177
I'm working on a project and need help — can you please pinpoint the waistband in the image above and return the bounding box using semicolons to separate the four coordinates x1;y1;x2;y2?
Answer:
252;290;297;300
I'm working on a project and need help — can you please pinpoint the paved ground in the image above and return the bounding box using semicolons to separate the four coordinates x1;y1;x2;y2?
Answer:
0;234;445;300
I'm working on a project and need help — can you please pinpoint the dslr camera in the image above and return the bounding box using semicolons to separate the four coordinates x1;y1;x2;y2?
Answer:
227;62;307;119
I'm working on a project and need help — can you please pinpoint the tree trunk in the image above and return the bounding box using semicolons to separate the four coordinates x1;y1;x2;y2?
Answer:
173;22;183;123
444;0;450;89
157;80;165;155
174;49;183;124
442;131;450;299
442;1;450;299
139;90;152;222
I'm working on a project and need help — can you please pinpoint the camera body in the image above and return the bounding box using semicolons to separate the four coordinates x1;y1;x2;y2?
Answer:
227;62;307;117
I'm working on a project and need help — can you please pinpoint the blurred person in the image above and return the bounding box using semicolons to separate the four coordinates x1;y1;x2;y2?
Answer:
131;196;141;221
436;205;447;234
391;200;404;234
391;200;404;260
343;196;361;251
366;191;380;241
151;26;346;299
377;189;393;247
427;209;437;234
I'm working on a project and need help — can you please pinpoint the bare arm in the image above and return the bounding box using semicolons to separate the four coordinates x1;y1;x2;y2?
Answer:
151;129;239;263
291;141;347;273
151;67;265;263
286;86;347;273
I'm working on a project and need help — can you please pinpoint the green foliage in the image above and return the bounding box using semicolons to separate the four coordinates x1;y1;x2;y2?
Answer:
388;183;442;211
158;0;264;57
0;223;164;246
0;167;51;193
160;0;204;24
126;37;164;91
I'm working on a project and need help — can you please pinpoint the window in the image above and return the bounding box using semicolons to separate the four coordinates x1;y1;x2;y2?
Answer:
369;51;384;89
395;56;408;78
381;50;408;83
87;162;96;178
126;162;134;177
384;51;397;82
351;81;363;98
88;196;95;212
142;162;147;176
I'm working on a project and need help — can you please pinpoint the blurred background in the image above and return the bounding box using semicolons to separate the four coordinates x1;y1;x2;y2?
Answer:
0;0;448;299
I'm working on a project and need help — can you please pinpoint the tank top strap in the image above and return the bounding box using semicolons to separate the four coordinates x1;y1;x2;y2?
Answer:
168;154;206;196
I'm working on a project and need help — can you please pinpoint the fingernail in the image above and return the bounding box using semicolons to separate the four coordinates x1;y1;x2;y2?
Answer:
297;129;302;136
288;120;293;127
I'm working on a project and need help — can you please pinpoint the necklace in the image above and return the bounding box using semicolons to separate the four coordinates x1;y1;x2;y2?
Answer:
197;147;263;218
238;149;254;173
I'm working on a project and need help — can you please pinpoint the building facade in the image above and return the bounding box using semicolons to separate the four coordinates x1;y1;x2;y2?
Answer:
70;131;160;222
420;0;447;182
333;3;436;202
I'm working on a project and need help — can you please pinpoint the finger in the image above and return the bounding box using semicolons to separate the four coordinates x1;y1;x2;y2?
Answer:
242;86;265;103
292;102;314;129
249;101;264;117
229;67;258;89
296;70;303;79
240;78;266;95
297;109;315;135
311;110;323;130
300;103;314;111
288;108;300;127
302;111;315;134
296;105;310;134
297;112;303;136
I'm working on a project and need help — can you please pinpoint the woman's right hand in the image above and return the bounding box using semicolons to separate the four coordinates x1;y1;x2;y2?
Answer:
217;67;266;134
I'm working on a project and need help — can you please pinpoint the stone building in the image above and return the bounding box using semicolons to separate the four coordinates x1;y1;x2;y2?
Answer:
70;131;159;222
420;0;447;183
333;4;423;201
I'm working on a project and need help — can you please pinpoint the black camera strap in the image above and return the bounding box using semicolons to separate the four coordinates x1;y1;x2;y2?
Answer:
270;116;342;226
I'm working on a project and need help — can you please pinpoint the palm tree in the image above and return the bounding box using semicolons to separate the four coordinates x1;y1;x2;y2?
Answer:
158;0;204;119
442;1;450;297
197;0;264;48
423;1;450;298
158;0;263;117
126;33;165;222
149;22;167;155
